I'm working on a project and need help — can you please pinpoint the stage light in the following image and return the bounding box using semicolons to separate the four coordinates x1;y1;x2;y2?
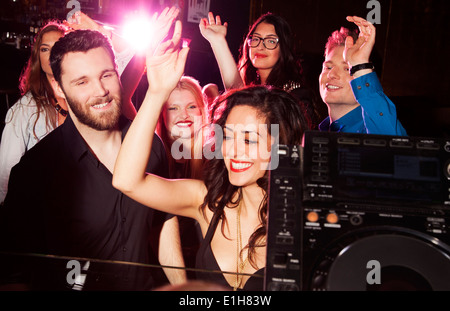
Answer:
122;12;155;52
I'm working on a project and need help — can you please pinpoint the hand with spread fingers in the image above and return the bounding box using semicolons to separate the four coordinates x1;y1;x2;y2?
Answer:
145;19;190;96
199;12;228;43
344;16;376;66
147;6;181;56
198;12;244;90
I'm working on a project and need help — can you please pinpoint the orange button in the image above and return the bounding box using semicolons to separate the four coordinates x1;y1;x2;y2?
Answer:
326;213;339;224
307;211;319;222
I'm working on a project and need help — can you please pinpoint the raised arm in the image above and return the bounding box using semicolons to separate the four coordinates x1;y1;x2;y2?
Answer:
66;8;182;121
64;11;128;53
345;16;407;136
199;12;244;90
118;53;142;120
344;16;376;78
113;19;206;221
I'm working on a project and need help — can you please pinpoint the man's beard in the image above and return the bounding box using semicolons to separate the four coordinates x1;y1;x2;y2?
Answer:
65;93;122;131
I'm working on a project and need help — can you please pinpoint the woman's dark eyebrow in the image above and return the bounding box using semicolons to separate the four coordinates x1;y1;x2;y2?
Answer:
224;125;263;138
253;32;278;38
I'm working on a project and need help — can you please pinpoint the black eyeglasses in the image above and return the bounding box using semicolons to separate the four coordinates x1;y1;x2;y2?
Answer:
247;36;279;50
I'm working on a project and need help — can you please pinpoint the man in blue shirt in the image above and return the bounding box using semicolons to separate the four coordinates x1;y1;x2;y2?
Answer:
318;16;407;136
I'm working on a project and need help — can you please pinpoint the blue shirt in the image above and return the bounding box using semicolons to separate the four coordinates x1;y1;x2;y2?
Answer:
319;72;407;136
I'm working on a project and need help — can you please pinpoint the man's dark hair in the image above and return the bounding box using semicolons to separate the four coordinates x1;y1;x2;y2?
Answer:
50;29;116;85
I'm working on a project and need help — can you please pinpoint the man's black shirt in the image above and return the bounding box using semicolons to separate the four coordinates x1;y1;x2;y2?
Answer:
0;115;170;290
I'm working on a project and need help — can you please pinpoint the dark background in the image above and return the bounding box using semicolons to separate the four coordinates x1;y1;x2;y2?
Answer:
0;0;449;138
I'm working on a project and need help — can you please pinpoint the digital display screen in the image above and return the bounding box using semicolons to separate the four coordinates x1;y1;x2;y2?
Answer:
338;148;440;182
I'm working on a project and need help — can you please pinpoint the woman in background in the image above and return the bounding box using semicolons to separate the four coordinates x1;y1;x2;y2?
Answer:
156;76;208;180
0;22;68;204
199;12;319;127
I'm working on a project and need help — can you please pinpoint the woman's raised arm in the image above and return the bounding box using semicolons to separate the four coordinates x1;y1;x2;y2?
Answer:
113;16;206;220
199;12;244;90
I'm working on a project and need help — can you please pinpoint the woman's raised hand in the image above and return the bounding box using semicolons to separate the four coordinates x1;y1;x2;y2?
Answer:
199;12;228;43
145;19;190;95
147;6;180;55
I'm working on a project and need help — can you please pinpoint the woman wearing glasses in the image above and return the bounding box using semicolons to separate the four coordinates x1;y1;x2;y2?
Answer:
200;12;319;127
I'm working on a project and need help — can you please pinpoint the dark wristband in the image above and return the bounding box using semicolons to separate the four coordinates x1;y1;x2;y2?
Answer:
350;63;374;76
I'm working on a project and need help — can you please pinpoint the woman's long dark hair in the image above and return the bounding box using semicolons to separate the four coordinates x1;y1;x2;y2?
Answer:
17;21;67;139
237;13;303;89
200;85;310;269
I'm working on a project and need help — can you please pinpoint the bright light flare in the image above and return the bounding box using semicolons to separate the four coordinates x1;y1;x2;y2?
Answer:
122;13;155;52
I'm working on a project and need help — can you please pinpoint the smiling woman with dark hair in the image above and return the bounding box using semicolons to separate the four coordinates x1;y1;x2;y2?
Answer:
196;85;309;289
238;13;302;90
199;12;319;128
113;19;311;291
